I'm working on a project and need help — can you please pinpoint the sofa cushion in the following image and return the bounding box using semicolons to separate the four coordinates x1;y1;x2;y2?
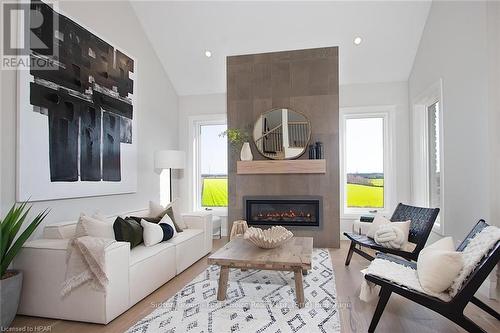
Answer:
129;242;175;267
23;239;71;250
43;222;77;239
166;229;203;246
129;243;176;306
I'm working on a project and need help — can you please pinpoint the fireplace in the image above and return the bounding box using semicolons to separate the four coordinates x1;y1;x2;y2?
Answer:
244;196;322;227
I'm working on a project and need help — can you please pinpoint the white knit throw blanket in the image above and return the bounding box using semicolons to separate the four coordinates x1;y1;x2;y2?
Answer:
373;224;406;249
360;226;500;302
61;236;115;297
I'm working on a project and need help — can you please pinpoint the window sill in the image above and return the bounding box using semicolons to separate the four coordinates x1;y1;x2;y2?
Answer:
341;210;387;220
196;208;228;217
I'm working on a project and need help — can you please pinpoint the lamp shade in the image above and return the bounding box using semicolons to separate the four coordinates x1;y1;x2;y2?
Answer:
154;150;186;170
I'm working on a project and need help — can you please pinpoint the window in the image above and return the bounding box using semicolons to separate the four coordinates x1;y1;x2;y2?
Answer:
412;79;444;234
193;117;228;211
340;107;394;217
427;102;441;210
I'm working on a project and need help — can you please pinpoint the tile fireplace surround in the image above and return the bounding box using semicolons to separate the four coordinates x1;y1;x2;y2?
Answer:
227;47;340;247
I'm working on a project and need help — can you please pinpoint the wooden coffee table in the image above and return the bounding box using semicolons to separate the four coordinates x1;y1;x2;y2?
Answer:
207;237;313;308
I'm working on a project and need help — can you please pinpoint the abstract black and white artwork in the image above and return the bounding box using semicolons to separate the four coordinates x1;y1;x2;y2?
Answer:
17;1;137;201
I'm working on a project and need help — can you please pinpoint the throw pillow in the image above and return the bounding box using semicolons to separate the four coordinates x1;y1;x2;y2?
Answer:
366;214;410;242
169;198;187;230
159;213;178;238
75;214;115;239
149;201;167;218
165;206;184;232
417;237;463;293
373;223;410;249
159;223;174;241
366;215;391;239
141;219;174;246
141;220;163;246
113;217;143;248
127;216;162;224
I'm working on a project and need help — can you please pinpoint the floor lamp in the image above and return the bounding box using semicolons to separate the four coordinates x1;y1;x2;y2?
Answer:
154;150;186;206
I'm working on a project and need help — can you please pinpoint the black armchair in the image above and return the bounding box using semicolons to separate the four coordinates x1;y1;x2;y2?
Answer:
344;203;440;265
365;220;499;333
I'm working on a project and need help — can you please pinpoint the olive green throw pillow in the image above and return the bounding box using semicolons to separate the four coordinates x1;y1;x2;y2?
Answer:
165;206;183;232
127;216;162;224
113;217;143;248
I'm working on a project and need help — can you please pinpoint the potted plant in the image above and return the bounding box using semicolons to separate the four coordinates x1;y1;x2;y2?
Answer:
219;128;253;161
1;202;48;329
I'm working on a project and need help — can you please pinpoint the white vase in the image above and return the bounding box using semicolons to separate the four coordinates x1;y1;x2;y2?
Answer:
240;142;253;161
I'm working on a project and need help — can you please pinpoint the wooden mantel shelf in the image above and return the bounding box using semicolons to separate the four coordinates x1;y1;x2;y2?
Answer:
237;159;326;174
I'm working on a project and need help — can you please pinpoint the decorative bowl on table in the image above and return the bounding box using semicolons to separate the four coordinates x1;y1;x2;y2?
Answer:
243;226;293;249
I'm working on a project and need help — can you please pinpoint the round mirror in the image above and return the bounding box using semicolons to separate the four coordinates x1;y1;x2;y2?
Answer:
253;108;311;160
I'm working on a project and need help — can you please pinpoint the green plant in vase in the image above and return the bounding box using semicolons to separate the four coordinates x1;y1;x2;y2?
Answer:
1;202;49;328
219;128;253;161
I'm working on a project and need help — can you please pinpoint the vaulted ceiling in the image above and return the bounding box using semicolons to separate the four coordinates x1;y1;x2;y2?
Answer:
131;1;431;96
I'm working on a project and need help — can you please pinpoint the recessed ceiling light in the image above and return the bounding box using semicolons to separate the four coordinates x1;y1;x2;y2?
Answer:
354;37;362;45
205;50;212;58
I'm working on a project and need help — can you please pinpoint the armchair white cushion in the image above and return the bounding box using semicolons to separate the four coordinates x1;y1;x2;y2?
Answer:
417;237;463;293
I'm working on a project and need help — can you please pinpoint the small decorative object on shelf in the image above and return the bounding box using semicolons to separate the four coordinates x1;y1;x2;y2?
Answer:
314;141;324;159
308;144;315;159
240;142;253;161
243;226;293;249
230;220;249;240
219;127;251;161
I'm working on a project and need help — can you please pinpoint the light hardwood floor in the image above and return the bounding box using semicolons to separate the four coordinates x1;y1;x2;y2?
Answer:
11;239;500;333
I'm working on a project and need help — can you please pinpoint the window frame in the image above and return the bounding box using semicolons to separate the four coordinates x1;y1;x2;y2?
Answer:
339;105;396;219
189;114;228;215
412;79;445;235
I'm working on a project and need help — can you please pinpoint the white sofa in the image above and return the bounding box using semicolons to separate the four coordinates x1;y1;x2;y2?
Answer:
12;209;213;324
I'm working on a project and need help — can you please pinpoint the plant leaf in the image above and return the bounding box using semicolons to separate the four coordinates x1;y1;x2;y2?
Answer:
0;203;26;260
7;206;31;247
0;202;30;260
1;209;49;276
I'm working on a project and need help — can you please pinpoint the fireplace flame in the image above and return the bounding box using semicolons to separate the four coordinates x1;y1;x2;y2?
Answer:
256;210;312;219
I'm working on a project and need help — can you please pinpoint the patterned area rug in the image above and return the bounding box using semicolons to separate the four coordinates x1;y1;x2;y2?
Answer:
127;248;340;333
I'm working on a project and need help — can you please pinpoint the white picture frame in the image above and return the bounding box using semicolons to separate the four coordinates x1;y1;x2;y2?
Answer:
16;1;137;201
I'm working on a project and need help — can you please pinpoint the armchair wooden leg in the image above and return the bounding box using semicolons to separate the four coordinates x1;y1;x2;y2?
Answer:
455;315;487;333
368;288;391;333
470;296;500;320
345;241;355;266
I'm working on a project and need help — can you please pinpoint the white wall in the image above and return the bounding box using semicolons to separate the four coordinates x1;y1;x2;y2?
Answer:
339;81;411;235
408;1;492;245
487;1;500;229
0;1;179;236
